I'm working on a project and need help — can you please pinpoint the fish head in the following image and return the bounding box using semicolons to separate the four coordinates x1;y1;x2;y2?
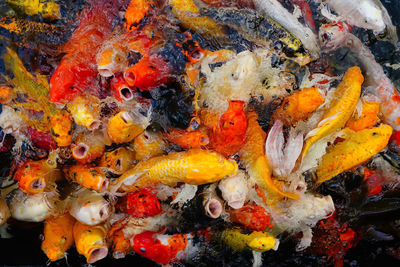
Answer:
49;62;81;104
357;1;385;33
319;22;351;51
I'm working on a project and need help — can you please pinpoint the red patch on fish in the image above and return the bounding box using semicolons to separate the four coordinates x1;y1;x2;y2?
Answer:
209;100;248;157
132;231;188;264
117;187;162;218
230;203;273;231
49;0;125;104
27;127;56;151
124;54;169;91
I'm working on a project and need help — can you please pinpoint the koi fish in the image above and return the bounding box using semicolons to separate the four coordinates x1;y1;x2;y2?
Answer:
230;204;273;231
316;124;392;184
41;214;76;262
6;0;61;20
273;87;325;126
125;0;155;31
49;111;74;147
13;159;61;194
108;217;131;259
99;147;135;175
209;100;248;157
124;54;170;91
218;170;249;209
107;109;151;144
110;75;136;102
132;231;190;265
202;184;223;218
238;112;299;201
110;149;238;192
73;221;108;264
221;228;279;252
253;0;320;59
49;0;127;104
8;189;58;222
64;164;109;192
116;187;162;218
71;130;106;164
132;131;166;161
68;189;111;225
302;66;364;159
199;5;311;65
318;0;398;43
3;47;57;131
319;23;400;131
166;127;209;149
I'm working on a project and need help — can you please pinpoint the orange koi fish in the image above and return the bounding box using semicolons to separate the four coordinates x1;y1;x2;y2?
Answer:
49;0;128;104
41;214;76;262
210;100;248;157
124;54;170;91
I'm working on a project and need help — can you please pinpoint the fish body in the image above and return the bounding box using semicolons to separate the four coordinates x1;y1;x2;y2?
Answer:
346;100;380;131
124;54;170;91
64;164;108;192
132;131;166;160
69;189;111;225
166;127;209;149
117;187;162;217
73;222;108;264
132;231;189;265
302;66;363;158
49;111;73;147
230;204;272;231
6;0;61;20
222;228;279;252
320;24;400;131
49;0;125;104
41;214;75;261
316;124;392;184
273;87;325;126
125;0;155;31
322;0;385;34
169;0;225;38
4;47;56;131
238;112;299;200
210;100;248;157
14;159;61;194
218;170;248;209
253;0;320;59
111;149;238;192
199;6;310;65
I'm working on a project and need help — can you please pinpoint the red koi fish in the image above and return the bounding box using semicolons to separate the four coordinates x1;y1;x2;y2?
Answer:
132;231;189;265
49;0;128;104
230;203;273;231
116;187;162;218
210;100;248;157
123;53;170;91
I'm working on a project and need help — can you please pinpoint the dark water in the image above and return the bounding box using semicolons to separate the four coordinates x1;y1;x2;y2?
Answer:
0;0;400;266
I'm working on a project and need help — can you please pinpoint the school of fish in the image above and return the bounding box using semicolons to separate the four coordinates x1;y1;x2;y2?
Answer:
0;0;399;266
